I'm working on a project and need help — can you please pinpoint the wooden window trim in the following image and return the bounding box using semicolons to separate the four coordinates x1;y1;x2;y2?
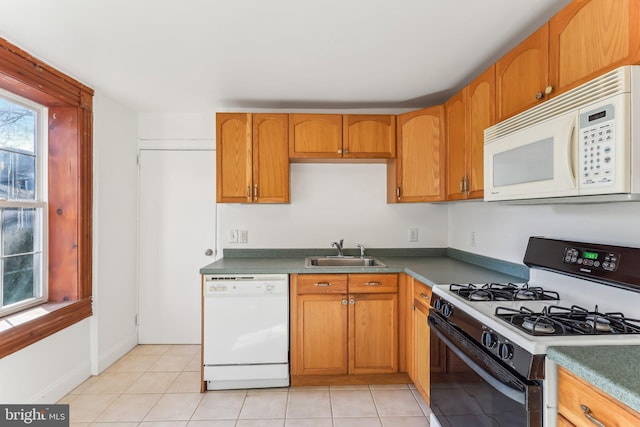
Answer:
0;37;93;359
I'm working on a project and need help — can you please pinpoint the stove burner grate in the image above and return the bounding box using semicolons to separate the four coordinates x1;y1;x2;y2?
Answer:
450;282;560;302
495;304;640;336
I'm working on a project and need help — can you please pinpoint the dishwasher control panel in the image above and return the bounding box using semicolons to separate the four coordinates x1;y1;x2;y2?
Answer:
203;274;288;296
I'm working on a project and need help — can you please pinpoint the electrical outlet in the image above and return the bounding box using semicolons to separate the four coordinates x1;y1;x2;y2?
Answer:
471;231;477;247
408;228;418;242
228;229;238;243
239;229;248;243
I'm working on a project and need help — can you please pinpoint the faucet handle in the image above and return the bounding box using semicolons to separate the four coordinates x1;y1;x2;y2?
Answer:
357;243;365;257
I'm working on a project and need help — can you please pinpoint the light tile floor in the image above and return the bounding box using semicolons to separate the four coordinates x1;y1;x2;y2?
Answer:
60;345;432;427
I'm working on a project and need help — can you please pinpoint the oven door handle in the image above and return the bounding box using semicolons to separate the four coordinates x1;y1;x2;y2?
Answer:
429;318;526;405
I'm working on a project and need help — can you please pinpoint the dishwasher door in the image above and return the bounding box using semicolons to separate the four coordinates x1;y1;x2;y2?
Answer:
203;274;289;389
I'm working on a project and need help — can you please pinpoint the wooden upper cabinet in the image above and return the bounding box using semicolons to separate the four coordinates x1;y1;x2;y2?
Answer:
253;114;289;203
216;113;253;203
216;113;289;204
445;89;467;201
549;0;640;95
496;24;550;122
388;106;445;203
343;114;396;159
466;65;495;199
289;114;343;159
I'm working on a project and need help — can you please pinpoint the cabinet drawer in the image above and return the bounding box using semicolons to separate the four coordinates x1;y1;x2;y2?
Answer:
413;281;432;309
557;366;640;427
348;274;398;293
297;274;348;294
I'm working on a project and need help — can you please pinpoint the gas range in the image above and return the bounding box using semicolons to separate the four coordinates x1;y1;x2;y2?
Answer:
428;237;640;427
432;237;640;361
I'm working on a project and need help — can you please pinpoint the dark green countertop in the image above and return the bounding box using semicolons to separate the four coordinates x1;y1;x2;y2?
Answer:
199;247;529;286
548;346;640;412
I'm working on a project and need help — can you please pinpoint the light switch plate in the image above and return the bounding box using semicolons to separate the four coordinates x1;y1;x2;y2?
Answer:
239;230;248;243
228;229;238;243
409;228;418;242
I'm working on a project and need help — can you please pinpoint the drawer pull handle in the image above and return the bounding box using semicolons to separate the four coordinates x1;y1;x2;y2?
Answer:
580;404;605;427
420;293;430;300
314;282;332;287
365;281;381;286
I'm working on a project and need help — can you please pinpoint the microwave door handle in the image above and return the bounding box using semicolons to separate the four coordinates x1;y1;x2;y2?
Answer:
429;316;526;405
566;117;577;188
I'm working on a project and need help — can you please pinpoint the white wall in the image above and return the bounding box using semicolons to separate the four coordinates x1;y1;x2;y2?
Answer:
219;163;449;250
0;90;139;402
448;200;640;263
92;91;139;372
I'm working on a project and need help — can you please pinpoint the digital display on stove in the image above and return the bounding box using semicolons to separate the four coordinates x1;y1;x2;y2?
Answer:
582;251;599;260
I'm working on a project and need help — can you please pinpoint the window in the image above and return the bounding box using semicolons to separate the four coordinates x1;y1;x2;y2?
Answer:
0;90;47;316
0;36;93;358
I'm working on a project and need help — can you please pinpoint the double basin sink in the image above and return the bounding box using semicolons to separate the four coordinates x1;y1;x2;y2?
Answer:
305;256;386;268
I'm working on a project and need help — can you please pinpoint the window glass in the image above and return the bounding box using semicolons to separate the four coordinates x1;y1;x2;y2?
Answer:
0;94;45;315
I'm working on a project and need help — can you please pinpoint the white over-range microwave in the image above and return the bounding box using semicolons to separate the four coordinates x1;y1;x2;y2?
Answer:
484;65;640;202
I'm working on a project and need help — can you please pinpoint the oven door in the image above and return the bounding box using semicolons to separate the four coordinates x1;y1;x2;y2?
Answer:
428;311;542;427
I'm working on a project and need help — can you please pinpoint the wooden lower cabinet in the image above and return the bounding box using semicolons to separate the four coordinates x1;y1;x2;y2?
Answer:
290;273;403;384
414;304;431;403
557;366;640;426
350;292;398;374
296;293;348;375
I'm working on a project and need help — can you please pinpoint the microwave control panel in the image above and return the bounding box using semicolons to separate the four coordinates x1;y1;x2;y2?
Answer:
579;104;616;187
563;247;619;272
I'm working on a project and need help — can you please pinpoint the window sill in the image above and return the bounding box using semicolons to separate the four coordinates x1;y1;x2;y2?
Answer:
0;298;92;359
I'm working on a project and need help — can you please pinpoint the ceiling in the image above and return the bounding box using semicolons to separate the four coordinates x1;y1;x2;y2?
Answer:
0;0;571;113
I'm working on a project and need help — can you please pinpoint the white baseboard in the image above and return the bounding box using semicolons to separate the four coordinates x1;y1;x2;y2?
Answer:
95;332;138;374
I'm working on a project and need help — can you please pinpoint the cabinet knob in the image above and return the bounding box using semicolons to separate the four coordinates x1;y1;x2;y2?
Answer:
344;149;349;154
342;298;348;305
535;91;544;100
337;149;343;154
544;85;554;95
204;249;214;256
349;298;355;305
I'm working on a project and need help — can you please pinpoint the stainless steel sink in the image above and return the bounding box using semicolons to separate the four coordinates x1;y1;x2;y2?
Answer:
305;256;386;268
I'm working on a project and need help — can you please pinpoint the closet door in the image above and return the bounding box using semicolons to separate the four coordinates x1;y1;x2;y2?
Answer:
139;149;216;343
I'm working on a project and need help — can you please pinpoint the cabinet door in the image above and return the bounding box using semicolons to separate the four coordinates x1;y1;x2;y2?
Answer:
466;65;495;199
549;0;640;95
253;114;290;203
414;304;430;404
445;89;467;201
216;113;252;203
289;114;343;159
343;114;396;159
296;293;348;375
349;292;398;374
496;24;549;122
390;106;445;203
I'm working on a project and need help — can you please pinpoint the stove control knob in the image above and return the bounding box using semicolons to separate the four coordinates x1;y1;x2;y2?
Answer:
481;332;498;349
498;343;514;360
442;303;454;318
433;299;443;311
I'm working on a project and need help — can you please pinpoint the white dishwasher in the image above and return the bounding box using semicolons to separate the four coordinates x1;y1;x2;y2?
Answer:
203;274;289;390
